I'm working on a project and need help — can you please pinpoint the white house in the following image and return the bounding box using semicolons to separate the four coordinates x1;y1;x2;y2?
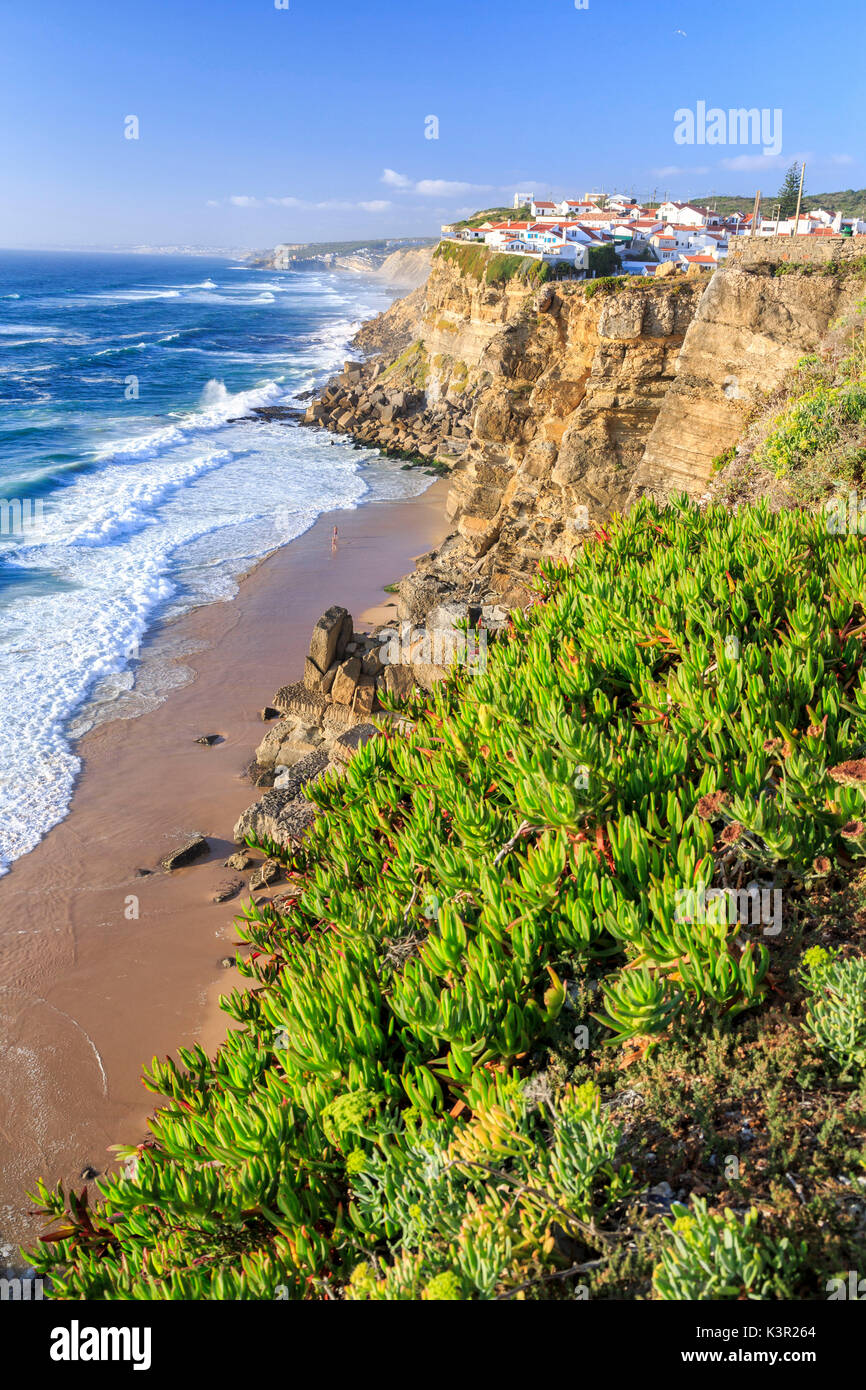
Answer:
655;201;716;228
541;241;588;270
649;232;679;261
678;252;718;271
483;221;531;248
525;222;567;248
627;218;664;243
531;199;558;219
558;199;599;217
757;214;823;237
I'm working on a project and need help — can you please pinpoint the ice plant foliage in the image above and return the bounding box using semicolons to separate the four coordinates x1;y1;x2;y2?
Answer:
652;1199;805;1301
28;497;866;1298
800;946;866;1077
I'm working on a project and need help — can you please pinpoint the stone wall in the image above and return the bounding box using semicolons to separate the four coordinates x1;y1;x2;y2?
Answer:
728;234;864;269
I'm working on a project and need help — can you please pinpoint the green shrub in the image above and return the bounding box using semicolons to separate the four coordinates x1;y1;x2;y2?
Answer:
754;381;866;479
586;243;619;278
710;445;737;474
584;275;627;301
800;946;866;1076
434;241;551;287
344;1077;631;1299
653;1199;805;1300
27;499;866;1299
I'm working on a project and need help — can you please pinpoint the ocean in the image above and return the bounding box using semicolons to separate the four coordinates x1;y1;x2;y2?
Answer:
0;249;418;874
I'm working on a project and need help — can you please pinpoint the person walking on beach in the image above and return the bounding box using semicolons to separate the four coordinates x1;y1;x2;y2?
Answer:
332;526;338;553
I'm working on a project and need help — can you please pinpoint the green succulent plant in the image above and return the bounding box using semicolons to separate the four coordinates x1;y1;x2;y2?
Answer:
653;1198;805;1300
800;946;866;1077
25;497;866;1299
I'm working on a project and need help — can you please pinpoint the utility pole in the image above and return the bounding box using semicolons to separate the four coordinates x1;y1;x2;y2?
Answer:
791;161;806;236
750;190;761;237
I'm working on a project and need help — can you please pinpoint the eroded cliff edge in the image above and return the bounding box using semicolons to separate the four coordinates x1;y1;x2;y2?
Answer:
303;239;865;617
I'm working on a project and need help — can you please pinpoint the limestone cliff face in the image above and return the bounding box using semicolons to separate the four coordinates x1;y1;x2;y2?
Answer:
309;253;703;609
629;239;866;503
304;237;864;615
373;245;434;289
429;269;703;602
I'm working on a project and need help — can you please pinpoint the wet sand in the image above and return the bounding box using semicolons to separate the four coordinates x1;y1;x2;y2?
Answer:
0;478;450;1259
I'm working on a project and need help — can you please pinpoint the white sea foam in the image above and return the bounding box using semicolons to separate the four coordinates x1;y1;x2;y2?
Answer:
0;270;406;873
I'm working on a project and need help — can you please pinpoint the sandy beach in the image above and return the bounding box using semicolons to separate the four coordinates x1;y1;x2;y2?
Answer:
0;476;450;1261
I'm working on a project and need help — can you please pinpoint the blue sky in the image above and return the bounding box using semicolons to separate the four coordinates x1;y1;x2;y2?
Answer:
1;0;863;249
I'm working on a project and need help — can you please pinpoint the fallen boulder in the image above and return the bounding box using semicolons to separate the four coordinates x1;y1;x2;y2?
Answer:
309;605;352;674
272;681;329;721
233;790;317;848
233;750;332;846
161;835;209;872
331;656;362;705
250;860;281;891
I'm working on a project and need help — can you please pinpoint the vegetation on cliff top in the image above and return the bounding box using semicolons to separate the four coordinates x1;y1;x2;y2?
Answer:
450;205;531;230
28;499;866;1300
693;189;866;219
716;293;866;506
434;240;552;286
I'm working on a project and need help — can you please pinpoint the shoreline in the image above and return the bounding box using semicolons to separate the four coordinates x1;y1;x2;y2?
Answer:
0;475;451;1262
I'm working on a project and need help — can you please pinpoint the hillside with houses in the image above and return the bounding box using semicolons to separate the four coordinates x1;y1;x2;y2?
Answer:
441;191;866;278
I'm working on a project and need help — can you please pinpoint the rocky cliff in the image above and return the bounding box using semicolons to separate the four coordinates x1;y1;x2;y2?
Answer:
252;240;434;283
629;238;866;503
307;249;704;610
302;237;865;616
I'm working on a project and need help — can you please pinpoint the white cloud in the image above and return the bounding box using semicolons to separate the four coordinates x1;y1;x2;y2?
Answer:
653;164;710;177
216;194;392;213
381;168;412;188
415;179;493;197
719;153;791;172
380;169;495;198
720;150;856;174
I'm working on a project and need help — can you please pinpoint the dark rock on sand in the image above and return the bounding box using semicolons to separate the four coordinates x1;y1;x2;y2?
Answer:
250;860;281;891
161;835;209;871
213;878;243;903
224;850;254;871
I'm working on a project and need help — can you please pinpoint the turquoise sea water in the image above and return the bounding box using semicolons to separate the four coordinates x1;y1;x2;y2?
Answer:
0;250;415;872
